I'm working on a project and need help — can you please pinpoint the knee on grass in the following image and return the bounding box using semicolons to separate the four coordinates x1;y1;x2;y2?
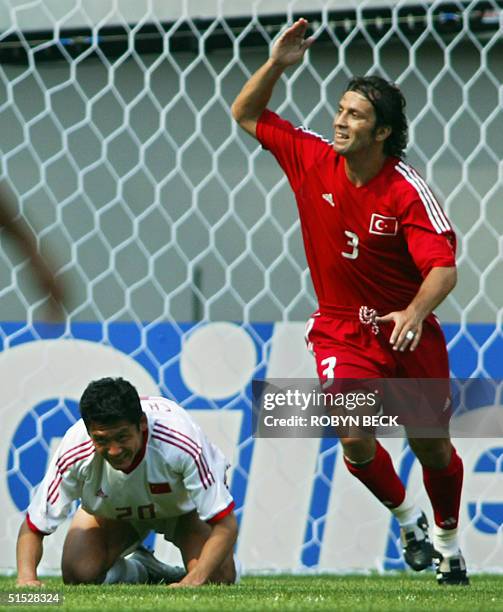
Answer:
62;560;107;585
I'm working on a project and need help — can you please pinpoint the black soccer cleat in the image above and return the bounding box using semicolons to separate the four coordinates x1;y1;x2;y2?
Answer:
435;552;470;585
400;511;435;571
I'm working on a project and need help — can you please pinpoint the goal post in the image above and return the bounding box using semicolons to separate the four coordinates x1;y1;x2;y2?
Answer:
0;0;502;574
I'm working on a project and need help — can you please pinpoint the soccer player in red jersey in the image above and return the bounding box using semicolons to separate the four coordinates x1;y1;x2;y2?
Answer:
232;18;467;585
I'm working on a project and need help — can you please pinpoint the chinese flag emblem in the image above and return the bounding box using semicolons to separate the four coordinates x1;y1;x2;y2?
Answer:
149;482;172;494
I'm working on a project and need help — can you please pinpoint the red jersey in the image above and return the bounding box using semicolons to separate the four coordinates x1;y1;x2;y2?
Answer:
256;110;456;314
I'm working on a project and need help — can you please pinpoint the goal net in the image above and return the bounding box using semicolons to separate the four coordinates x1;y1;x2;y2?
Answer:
0;0;502;574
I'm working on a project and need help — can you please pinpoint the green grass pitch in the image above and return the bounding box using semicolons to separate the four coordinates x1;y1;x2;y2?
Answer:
0;574;501;611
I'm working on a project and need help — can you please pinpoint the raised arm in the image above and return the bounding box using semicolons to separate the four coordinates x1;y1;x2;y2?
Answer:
231;18;314;138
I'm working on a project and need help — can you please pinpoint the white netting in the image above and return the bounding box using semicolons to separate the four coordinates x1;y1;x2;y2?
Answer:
1;0;502;574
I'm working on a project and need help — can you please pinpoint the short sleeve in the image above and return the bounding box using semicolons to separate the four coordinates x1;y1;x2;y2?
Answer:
256;109;332;191
396;165;456;277
26;432;91;535
403;223;456;278
173;420;234;523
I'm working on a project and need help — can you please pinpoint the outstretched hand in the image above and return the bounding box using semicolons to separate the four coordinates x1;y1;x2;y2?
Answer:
271;18;315;68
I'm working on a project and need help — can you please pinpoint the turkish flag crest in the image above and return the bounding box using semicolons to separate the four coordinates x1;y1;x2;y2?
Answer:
369;213;398;236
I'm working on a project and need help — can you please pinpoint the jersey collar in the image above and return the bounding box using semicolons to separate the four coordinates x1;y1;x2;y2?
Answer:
121;427;148;474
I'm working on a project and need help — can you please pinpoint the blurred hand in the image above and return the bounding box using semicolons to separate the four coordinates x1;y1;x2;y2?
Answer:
33;256;66;321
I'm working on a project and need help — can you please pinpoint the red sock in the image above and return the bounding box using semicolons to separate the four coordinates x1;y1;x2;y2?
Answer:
423;446;463;529
344;441;406;508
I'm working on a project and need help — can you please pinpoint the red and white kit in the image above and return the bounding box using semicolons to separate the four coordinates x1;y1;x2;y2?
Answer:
256;110;456;382
26;397;234;538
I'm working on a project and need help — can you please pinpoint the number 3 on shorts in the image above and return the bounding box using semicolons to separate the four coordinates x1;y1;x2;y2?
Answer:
321;356;337;388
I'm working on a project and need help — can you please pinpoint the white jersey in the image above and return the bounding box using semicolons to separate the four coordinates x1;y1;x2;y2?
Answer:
27;397;234;535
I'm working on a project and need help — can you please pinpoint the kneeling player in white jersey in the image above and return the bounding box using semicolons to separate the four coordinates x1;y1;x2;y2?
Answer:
16;377;239;587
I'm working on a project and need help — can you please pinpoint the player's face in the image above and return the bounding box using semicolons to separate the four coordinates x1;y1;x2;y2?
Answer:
333;91;383;156
88;416;147;470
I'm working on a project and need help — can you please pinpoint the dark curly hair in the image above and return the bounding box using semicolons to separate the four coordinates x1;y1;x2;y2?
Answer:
80;377;143;428
345;76;408;159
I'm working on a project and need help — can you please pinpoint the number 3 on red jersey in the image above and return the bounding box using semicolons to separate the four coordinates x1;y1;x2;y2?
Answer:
342;230;359;260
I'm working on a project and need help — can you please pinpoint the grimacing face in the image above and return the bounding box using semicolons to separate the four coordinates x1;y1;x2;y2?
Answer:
88;415;147;470
333;90;389;157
